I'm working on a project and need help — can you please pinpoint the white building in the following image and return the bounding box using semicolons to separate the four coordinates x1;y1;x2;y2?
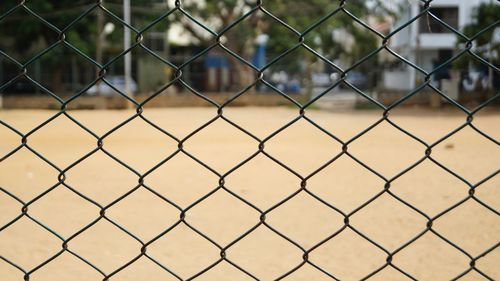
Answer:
383;0;494;91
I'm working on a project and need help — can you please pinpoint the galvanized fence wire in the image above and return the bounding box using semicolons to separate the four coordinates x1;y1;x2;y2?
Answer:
0;0;499;280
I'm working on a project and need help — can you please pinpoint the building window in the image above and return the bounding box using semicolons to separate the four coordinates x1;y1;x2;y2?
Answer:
419;7;459;34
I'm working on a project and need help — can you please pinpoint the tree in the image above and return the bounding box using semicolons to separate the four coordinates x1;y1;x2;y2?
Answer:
0;1;93;93
454;3;500;69
452;2;500;92
0;0;161;94
169;0;393;93
0;0;394;95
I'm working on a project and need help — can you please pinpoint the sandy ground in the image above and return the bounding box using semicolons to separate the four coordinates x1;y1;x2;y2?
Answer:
0;107;498;281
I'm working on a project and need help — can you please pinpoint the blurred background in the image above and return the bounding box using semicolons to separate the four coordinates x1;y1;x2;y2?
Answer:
0;0;498;109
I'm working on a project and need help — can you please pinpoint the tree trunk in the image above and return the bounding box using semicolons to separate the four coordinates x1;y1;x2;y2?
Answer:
50;64;64;96
303;58;314;103
225;37;255;93
227;55;254;92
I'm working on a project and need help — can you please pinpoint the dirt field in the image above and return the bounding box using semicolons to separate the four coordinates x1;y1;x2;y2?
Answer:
0;107;498;281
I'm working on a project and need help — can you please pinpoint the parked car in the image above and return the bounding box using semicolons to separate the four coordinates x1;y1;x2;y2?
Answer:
87;76;138;96
342;71;368;89
275;79;301;93
263;71;301;93
312;73;332;87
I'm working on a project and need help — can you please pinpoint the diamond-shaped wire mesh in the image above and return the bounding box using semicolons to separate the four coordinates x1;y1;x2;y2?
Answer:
0;0;499;280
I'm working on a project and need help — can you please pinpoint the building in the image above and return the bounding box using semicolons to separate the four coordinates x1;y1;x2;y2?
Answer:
383;0;494;92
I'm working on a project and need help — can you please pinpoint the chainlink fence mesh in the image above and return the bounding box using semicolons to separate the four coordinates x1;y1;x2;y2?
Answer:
0;0;499;280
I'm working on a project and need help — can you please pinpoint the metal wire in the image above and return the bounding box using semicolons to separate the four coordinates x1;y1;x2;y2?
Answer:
0;0;499;280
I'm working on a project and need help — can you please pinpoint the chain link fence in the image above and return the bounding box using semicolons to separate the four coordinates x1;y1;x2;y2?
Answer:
0;0;499;280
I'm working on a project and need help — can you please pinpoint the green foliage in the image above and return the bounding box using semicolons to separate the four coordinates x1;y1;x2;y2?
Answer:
460;3;500;46
0;0;390;66
454;3;500;69
0;0;166;93
0;0;393;92
0;0;161;62
176;0;391;82
0;1;93;60
180;0;387;58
